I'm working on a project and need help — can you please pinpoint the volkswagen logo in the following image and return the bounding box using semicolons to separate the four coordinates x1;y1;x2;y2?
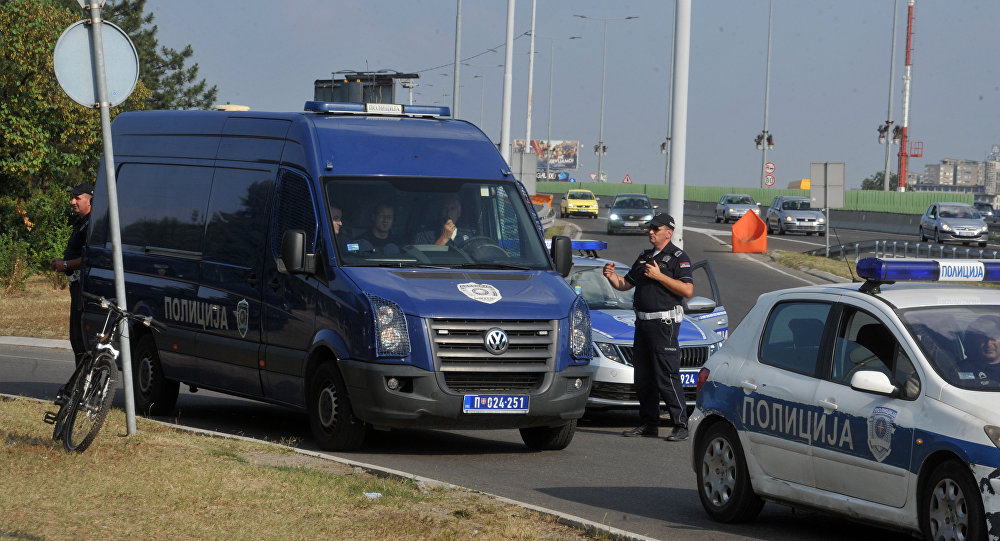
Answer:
484;328;509;355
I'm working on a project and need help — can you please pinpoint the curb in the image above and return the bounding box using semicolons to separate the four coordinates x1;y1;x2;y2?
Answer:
0;392;657;541
0;337;71;349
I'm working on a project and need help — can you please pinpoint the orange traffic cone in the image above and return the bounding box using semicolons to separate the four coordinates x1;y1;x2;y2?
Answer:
732;212;767;253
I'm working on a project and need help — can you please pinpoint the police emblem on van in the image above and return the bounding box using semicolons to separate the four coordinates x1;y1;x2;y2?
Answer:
457;282;501;304
236;299;249;338
867;406;897;462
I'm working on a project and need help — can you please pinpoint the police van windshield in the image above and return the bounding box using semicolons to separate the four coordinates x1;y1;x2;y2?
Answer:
324;178;551;269
902;305;1000;391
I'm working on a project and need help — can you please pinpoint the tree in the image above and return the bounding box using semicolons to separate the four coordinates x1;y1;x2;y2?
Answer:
102;0;218;109
860;170;899;191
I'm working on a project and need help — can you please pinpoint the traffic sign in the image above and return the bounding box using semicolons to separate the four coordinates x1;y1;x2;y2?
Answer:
764;174;776;187
589;172;597;181
623;173;632;184
54;20;138;107
765;162;776;174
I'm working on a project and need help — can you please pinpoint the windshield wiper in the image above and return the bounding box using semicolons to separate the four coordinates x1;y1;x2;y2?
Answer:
452;263;534;270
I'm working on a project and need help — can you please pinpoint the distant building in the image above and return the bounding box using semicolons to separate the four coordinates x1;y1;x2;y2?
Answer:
916;152;998;207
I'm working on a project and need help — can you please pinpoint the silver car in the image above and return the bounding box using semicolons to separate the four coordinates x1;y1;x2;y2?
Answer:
714;193;760;224
918;202;988;246
765;195;825;236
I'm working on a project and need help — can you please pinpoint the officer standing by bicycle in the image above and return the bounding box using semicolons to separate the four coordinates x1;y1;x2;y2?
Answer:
49;182;93;367
602;213;693;441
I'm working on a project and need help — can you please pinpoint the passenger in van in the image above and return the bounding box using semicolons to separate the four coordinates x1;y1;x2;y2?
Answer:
355;202;402;255
414;195;478;246
328;203;344;234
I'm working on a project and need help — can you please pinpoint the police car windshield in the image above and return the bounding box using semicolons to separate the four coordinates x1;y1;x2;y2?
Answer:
324;178;551;270
901;305;1000;391
568;264;634;310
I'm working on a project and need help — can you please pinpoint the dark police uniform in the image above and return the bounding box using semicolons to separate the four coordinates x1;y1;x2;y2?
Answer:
625;241;693;431
64;210;90;365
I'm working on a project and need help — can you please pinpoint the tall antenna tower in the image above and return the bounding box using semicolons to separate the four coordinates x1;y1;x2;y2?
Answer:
896;0;921;191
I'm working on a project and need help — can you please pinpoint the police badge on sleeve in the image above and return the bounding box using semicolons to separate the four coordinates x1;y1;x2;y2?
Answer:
867;406;898;462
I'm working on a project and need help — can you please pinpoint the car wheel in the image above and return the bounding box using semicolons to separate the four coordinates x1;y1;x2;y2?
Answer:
777;221;786;235
920;228;927;242
696;422;764;523
766;220;773;235
819;231;826;237
934;229;942;244
920;460;984;541
979;241;988;247
308;362;367;451
715;214;722;224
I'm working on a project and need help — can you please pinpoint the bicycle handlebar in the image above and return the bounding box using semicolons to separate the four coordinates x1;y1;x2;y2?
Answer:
81;291;167;330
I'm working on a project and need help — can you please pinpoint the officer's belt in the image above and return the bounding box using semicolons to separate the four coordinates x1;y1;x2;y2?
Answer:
635;306;683;323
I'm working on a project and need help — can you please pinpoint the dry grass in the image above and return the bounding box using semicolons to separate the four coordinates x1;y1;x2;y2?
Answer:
1;397;595;541
0;273;69;339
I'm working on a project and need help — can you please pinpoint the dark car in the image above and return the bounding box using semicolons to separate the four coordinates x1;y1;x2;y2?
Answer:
605;193;657;235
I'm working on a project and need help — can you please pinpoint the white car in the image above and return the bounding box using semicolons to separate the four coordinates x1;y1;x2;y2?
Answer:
690;257;1000;540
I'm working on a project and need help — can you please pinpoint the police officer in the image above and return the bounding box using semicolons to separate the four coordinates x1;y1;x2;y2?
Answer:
603;213;693;441
49;182;93;366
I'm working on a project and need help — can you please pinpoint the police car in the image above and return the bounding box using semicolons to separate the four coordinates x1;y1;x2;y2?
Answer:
690;258;1000;541
563;240;729;409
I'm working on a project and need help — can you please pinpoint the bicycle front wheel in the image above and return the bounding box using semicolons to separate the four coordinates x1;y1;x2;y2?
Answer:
63;353;118;452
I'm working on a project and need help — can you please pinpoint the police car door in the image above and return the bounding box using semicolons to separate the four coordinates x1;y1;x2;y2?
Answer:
811;304;915;508
739;298;834;488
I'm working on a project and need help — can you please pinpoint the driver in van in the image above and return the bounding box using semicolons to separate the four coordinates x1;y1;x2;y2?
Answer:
414;195;478;246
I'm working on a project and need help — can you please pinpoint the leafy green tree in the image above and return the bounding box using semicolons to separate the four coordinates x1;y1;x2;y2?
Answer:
860;170;899;191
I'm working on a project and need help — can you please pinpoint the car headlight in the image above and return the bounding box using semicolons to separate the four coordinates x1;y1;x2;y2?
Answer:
609;213;620;221
784;215;794;222
569;296;592;360
752;208;761;214
986;426;1000;450
366;294;410;357
642;214;653;221
594;342;627;364
983;225;990;232
727;208;737;214
818;217;825;223
941;223;952;232
707;341;722;356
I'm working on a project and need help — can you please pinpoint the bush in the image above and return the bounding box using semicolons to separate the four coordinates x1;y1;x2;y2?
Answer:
0;233;31;297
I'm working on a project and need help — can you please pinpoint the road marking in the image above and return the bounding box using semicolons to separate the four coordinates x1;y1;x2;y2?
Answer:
684;226;823;285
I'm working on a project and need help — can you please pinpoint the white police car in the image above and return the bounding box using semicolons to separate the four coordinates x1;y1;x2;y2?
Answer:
690;258;1000;541
563;240;729;409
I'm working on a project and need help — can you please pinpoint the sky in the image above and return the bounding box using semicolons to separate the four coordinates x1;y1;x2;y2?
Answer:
144;0;1000;190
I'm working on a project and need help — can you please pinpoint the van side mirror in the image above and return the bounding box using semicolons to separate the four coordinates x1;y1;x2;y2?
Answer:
280;230;316;275
550;235;572;277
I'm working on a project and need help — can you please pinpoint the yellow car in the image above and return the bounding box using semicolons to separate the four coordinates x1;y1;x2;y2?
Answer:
559;189;600;219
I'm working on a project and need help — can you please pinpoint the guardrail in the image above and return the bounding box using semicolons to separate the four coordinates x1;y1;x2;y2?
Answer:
534;202;555;230
807;240;1000;261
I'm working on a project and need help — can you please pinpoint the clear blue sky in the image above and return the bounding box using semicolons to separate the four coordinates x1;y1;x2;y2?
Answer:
146;0;999;190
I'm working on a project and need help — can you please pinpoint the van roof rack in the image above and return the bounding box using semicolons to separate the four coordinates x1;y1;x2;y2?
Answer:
303;101;450;118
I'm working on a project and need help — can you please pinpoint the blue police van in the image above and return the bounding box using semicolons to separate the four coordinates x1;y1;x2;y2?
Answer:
83;102;593;451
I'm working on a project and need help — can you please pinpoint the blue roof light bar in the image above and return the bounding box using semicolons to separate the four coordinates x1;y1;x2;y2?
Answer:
856;257;1000;283
570;240;608;251
303;101;450;117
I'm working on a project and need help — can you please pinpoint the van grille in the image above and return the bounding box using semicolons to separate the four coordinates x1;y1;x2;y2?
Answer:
428;319;556;393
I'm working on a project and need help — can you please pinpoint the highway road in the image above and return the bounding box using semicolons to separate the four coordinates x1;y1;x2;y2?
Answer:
1;213;923;540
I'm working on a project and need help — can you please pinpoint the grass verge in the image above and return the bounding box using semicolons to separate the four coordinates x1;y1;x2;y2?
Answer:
1;397;596;541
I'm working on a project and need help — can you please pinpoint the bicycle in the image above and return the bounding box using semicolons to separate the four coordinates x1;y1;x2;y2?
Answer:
44;292;164;452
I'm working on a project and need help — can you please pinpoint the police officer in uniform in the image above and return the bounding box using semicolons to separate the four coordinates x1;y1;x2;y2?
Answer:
603;213;693;441
49;182;93;367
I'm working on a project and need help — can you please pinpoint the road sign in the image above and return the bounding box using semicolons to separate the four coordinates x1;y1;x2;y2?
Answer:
623;173;632;184
54;20;138;107
589;172;597;181
765;161;776;174
764;174;776;187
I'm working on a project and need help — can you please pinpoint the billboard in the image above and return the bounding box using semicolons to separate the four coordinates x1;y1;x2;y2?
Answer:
514;139;579;170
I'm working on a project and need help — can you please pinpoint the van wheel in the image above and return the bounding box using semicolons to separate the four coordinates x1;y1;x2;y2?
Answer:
696;422;764;523
519;420;576;450
132;334;179;415
920;460;984;541
308;362;366;451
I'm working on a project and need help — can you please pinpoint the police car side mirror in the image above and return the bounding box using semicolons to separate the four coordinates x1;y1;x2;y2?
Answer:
280;229;316;275
684;296;716;314
550;235;572;277
849;370;896;396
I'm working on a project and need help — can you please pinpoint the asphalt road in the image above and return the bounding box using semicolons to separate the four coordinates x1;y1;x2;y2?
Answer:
1;215;921;540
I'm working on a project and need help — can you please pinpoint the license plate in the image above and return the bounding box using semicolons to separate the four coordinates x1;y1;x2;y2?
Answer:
463;395;529;414
624;221;639;227
680;372;698;386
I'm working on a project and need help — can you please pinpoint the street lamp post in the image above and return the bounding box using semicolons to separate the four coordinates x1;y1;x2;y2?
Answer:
758;0;774;189
575;14;638;183
878;0;900;191
535;35;580;182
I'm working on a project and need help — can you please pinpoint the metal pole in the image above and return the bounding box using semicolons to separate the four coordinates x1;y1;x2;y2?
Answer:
87;2;137;435
546;40;554;181
668;0;691;249
453;0;462;118
663;0;676;188
597;19;608;182
883;0;899;190
500;0;515;163
525;0;537;153
760;0;773;189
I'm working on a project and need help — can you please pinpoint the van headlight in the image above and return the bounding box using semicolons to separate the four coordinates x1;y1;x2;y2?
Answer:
570;296;592;360
366;294;410;357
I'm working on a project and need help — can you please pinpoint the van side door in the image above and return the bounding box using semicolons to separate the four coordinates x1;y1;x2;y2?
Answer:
195;166;274;397
261;169;320;405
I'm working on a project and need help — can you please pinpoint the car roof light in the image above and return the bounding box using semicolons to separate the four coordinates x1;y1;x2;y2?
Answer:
571;240;607;251
856;257;1000;286
303;101;451;117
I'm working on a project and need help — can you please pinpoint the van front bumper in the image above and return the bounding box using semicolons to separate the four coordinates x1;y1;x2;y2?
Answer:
338;359;594;430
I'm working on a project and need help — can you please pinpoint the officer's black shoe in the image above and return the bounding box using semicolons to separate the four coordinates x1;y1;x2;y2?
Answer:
665;427;689;442
622;424;659;437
